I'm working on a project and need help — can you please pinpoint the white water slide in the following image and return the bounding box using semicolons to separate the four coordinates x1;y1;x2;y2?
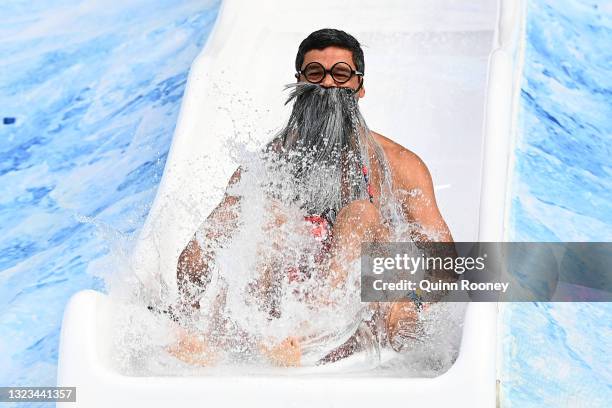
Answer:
57;0;526;406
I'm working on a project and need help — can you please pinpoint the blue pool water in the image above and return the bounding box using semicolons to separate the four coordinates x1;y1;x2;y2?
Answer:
0;0;220;395
501;0;612;407
0;1;610;407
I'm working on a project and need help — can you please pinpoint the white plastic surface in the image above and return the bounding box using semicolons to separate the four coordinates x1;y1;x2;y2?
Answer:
58;290;497;408
58;0;526;406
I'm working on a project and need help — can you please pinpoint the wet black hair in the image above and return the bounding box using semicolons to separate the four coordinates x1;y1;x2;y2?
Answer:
295;28;364;74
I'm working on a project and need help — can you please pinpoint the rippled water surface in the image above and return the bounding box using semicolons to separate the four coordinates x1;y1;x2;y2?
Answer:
501;1;612;407
0;0;220;395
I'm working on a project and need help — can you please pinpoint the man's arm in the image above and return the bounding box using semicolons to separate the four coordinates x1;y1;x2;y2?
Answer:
386;147;456;350
175;137;284;316
175;167;242;313
394;149;453;242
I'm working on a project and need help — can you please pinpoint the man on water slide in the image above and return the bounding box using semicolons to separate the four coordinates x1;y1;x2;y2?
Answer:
170;29;454;366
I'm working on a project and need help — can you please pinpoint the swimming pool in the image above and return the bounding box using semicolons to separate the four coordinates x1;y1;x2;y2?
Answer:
500;1;612;406
0;0;610;407
0;0;221;393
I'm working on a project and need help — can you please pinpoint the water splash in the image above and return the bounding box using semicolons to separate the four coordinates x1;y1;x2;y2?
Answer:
98;84;466;376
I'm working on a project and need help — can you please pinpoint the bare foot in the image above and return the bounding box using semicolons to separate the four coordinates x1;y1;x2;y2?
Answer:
260;336;302;367
166;327;218;366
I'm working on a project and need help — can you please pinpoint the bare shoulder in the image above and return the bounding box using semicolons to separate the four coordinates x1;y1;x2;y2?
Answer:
371;132;432;190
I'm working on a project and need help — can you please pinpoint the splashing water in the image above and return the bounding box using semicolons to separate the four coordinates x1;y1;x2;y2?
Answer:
93;83;465;376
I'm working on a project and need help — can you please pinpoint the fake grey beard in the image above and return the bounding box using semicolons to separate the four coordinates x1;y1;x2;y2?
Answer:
266;82;387;217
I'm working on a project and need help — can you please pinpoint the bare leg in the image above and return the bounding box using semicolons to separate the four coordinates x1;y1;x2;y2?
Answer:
319;201;427;361
327;200;389;288
314;201;390;364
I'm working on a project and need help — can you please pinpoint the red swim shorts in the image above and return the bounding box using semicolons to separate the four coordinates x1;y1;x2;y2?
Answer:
287;215;334;283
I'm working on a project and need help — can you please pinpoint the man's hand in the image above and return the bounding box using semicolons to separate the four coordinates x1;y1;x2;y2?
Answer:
386;301;428;352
